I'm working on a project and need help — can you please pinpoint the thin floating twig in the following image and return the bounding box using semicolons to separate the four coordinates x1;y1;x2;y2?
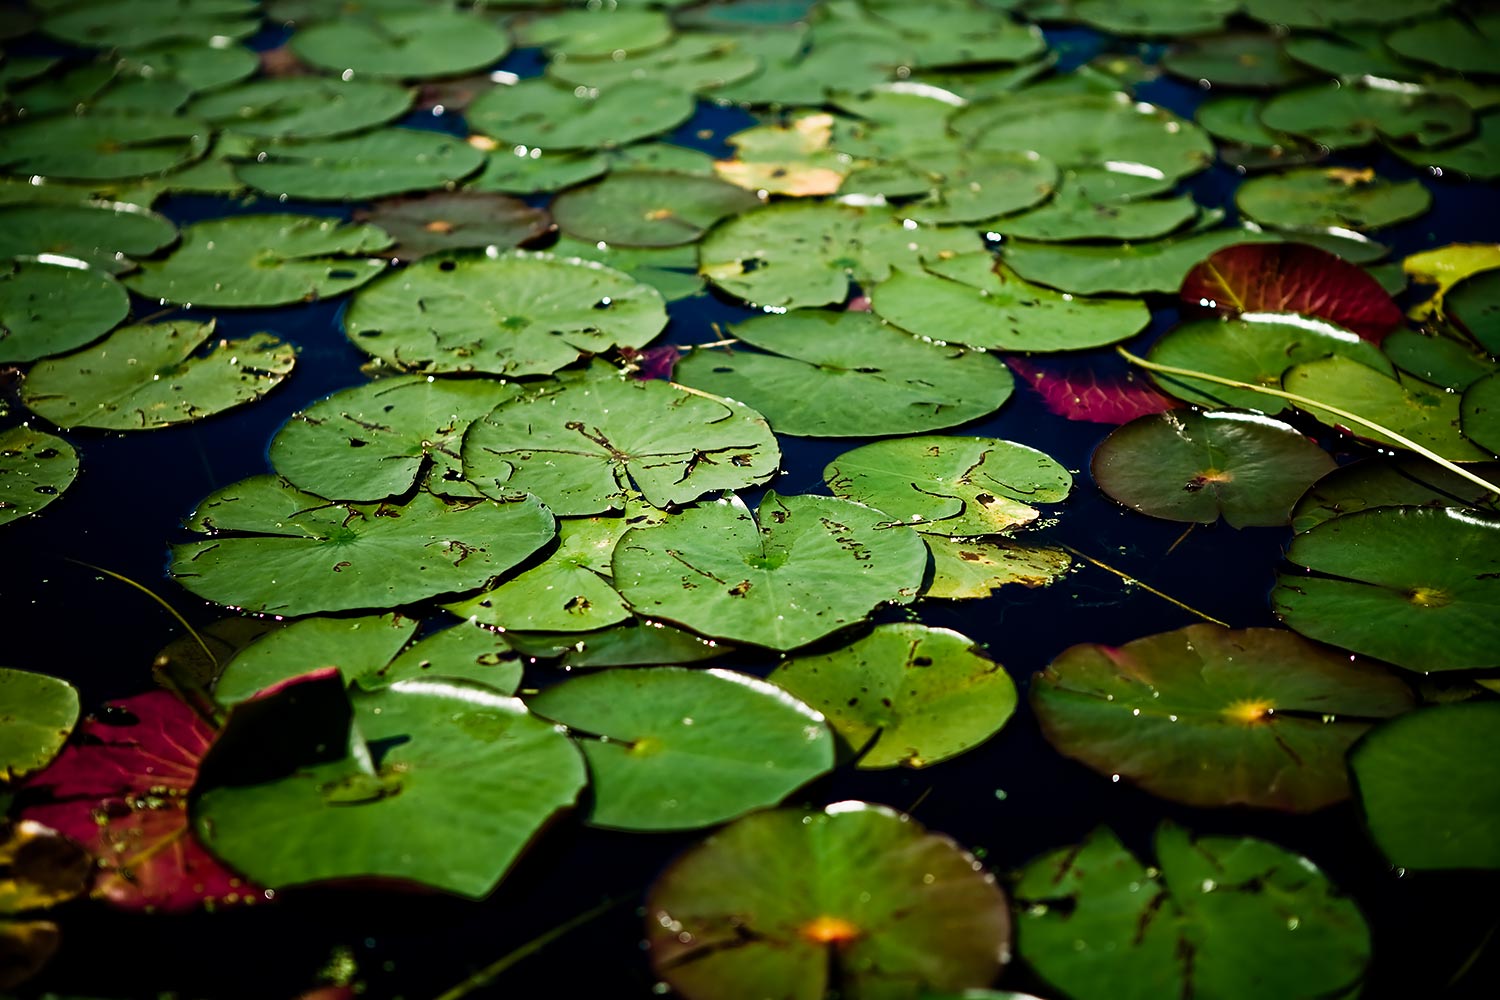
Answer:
1059;544;1231;629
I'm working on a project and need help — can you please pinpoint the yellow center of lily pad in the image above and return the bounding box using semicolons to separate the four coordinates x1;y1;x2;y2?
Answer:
1407;586;1451;608
800;914;861;945
1223;699;1274;724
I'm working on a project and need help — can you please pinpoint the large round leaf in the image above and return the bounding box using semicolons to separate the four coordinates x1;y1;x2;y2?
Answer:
462;365;779;515
1259;81;1473;150
1092;410;1335;528
824;435;1071;537
1448;268;1500;354
893;148;1059;226
1273;506;1500;672
118;41;259;94
168;475;556;616
351;192;553;260
993;186;1198;243
125;214;392;308
1032;624;1413;811
1290;455;1500;533
769;624;1017;769
1386;12;1500;74
22;320;294;431
1073;0;1237;35
1350;702;1500;870
530;667;833;830
270;374;519;501
234;129;484;201
467;145;609;195
1393;112;1500;182
186;77;413;140
546;33;762;94
647;802;1009;1000
343;250;666;376
1462;371;1500;455
195;673;585;898
518;7;674;59
0;667;79;784
0;111;209;180
0;426;78;526
1000;227;1280;296
870;254;1150;352
0;258;128;363
552;171;762;248
1244;0;1446;28
41;0;259;49
467;78;695;152
1236;168;1431;233
1015;823;1369;1000
1161;32;1308;89
698;200;981;309
612;492;928;651
0;200;177;274
291;10;512;79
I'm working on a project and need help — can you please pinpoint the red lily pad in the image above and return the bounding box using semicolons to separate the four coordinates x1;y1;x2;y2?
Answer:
1006;356;1181;425
21;692;261;913
618;344;681;381
1179;242;1403;342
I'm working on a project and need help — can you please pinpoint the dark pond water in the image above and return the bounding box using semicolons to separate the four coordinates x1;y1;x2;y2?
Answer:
6;16;1500;1000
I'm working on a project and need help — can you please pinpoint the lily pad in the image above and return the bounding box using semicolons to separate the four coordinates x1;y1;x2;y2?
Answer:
1007;356;1181;425
1161;32;1307;89
673;309;1012;438
715;112;851;197
1243;0;1448;28
1462;372;1500;456
547;33;762;94
117;41;259;95
1290;455;1500;534
824;435;1071;537
1394;112;1500;181
698;199;981;309
1386;12;1500;75
922;535;1072;599
467;78;696;153
0;427;78;527
234;128;485;201
1404;243;1500;323
612;492;928;651
647;802;1009;1000
1385;331;1498;391
505;617;726;670
194;671;585;898
1273;506;1500;672
125;214;392;308
0;111;209;181
351;192;553;260
1447;268;1500;354
187;77;413;140
0;258;129;363
343;250;666;376
1281;28;1422;79
270;374;518;501
1015;823;1369;1000
993;186;1198;243
870;254;1150;352
768;624;1016;769
518;7;674;59
1350;702;1500;870
41;0;260;49
0;669;78;785
291;10;512;79
22;320;295;431
1093;410;1335;528
0;200;177;274
1259;81;1474;150
552;171;762;248
1001;226;1280;295
547;234;704;302
168;475;556;616
1073;0;1237;36
1236;168;1432;233
466;146;610;196
894;149;1059;226
1032;624;1412;811
530;667;833;830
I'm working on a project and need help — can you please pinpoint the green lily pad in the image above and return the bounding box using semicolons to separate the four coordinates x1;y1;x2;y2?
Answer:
1386;12;1500;74
1273;506;1500;672
613;492;928;651
1196;95;1291;148
214;614;521;704
1033;624;1413;810
1161;32;1307;89
647;802;1009;1000
186;77;414;140
234;128;485;201
269;374;519;501
466;146;610;196
992;185;1198;243
291;10;512;79
1000;226;1280;295
1236;168;1432;233
343;249;667;376
1243;0;1447;29
504;616;726;669
0;258;128;363
609;142;717;176
117;41;259;95
1073;0;1237;35
42;0;260;49
0;111;210;181
1282;355;1492;462
1394;112;1500;181
1281;28;1422;79
0;199;177;274
169;475;556;616
1259;81;1474;150
824;435;1071;537
673;309;1012;438
547;33;762;94
0;426;78;527
463;365;778;516
125;214;392;308
1290;455;1500;534
547;235;703;302
1015;823;1369;1000
698;200;980;309
1093;410;1335;528
1350;702;1500;870
0;667;79;784
194;672;585;898
768;623;1016;769
836;0;1046;69
518;7;674;59
713;31;895;107
530;666;833;830
923;535;1072;599
715;111;852;197
1146;316;1394;412
870;254;1150;352
351;192;553;260
467;78;696;153
1447;268;1500;354
21;320;295;431
894;149;1059;226
1383;330;1497;391
552;171;762;248
1462;372;1500;456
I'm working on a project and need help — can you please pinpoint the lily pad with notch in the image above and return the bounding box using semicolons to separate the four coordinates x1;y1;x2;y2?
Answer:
234;128;485;201
1161;32;1307;89
1236;168;1432;233
1446;268;1500;354
503;617;726;670
467;78;696;153
1001;226;1281;296
1386;11;1500;75
1393;112;1500;182
923;535;1072;599
186;76;413;141
290;9;512;79
552;171;762;248
0;199;177;274
1290;454;1500;533
0;258;129;363
546;235;704;302
0;111;210;181
546;33;762;94
0;427;78;527
1259;81;1474;150
0;668;78;785
1072;0;1238;36
991;185;1198;243
351;192;553;260
41;0;260;49
517;6;674;59
466;146;610;196
1461;372;1500;456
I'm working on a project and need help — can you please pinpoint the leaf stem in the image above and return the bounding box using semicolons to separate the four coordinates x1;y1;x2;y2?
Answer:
1059;544;1231;628
1116;347;1500;496
66;558;217;668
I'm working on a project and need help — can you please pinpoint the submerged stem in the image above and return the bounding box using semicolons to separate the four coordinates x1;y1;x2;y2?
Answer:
66;558;218;668
1060;544;1231;628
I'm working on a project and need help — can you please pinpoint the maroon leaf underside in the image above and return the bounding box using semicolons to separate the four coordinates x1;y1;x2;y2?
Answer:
620;344;682;381
1006;356;1182;424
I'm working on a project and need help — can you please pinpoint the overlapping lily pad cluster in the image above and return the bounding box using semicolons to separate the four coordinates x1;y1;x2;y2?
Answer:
3;0;1500;997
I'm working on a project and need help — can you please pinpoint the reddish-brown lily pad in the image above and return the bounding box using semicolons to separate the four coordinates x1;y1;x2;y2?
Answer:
352;192;553;260
1006;356;1181;425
